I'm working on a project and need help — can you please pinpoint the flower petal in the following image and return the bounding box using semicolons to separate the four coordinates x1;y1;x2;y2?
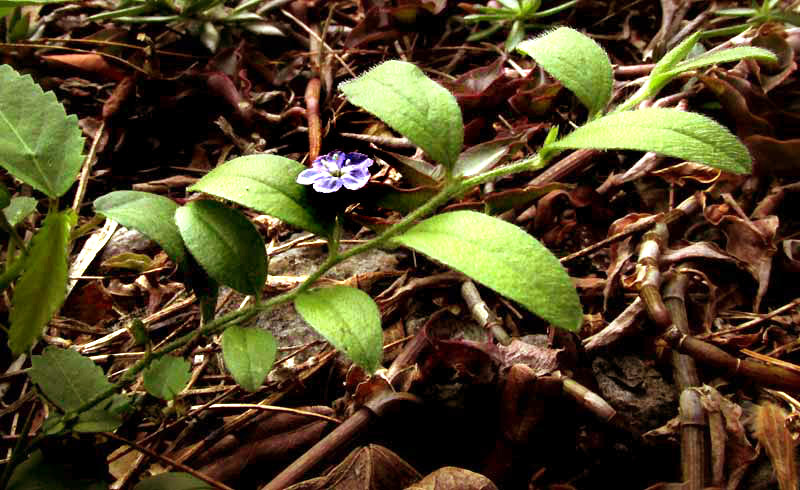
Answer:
341;171;369;190
312;176;343;193
296;168;328;185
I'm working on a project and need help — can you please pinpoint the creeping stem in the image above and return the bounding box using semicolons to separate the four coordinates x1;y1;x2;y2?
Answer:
44;150;548;431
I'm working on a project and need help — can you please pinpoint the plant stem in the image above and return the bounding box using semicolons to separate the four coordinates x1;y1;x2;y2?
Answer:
36;148;548;434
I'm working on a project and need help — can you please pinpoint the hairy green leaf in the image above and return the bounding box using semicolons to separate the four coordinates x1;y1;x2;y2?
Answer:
295;286;383;373
517;27;613;118
4;196;37;226
29;347;124;432
0;64;84;197
94;191;187;266
142;356;191;400
9;210;75;354
222;326;277;392
175;200;267;296
546;108;752;173
189;155;332;237
133;473;212;490
392;210;582;331
669;46;776;77
339;60;464;169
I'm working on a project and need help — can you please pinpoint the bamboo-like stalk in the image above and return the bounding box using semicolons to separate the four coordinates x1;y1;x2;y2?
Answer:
663;271;700;390
679;389;706;490
664;327;800;392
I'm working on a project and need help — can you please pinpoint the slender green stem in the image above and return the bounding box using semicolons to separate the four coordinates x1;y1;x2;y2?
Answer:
0;405;35;489
34;148;549;435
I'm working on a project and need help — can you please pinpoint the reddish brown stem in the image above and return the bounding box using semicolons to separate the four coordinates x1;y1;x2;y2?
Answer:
305;77;321;162
664;327;800;392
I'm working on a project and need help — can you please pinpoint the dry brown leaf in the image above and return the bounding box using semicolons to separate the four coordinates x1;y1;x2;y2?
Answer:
404;467;498;490
753;402;798;490
285;445;421;490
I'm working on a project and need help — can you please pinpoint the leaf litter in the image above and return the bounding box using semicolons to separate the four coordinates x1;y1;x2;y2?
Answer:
2;1;800;489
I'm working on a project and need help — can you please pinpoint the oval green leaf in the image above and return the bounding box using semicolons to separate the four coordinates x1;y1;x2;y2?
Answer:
9;210;75;355
0;64;85;197
133;473;212;490
188;155;332;238
392;210;582;332
94;191;187;266
142;356;191;400
517;27;613;118
4;196;37;227
339;60;464;169
545;108;752;174
29;346;125;432
175;200;267;296
295;285;383;373
222;326;277;392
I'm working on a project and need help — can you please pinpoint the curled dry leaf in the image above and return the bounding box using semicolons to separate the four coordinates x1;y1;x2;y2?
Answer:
405;466;498;490
284;445;421;490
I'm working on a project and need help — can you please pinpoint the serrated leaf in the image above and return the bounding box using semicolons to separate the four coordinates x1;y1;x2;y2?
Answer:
142;356;191;400
175;200;267;296
517;27;613;118
339;60;464;169
133;473;213;490
30;347;113;411
29;347;124;432
9;210;75;354
94;191;187;266
188;154;331;237
545;108;752;174
4;196;37;226
8;450;107;490
0;64;84;197
392;210;582;331
221;326;276;392
295;286;383;373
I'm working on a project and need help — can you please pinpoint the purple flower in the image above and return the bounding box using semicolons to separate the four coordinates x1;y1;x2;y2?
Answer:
296;151;374;193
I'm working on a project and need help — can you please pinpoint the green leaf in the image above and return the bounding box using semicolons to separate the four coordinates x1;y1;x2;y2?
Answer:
391;210;582;331
0;0;72;6
453;139;513;178
544;108;752;174
0;182;9;208
94;191;187;266
188;154;332;238
133;473;213;490
0;64;84;197
175;200;267;296
4;196;37;226
295;286;383;373
339;60;464;169
8;450;107;490
9;210;75;355
221;326;277;392
142;356;191;400
517;27;613;118
650;31;702;81
29;347;124;432
667;46;777;77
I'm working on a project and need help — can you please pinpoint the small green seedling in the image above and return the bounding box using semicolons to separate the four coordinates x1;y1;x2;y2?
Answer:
463;0;578;51
706;0;800;38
